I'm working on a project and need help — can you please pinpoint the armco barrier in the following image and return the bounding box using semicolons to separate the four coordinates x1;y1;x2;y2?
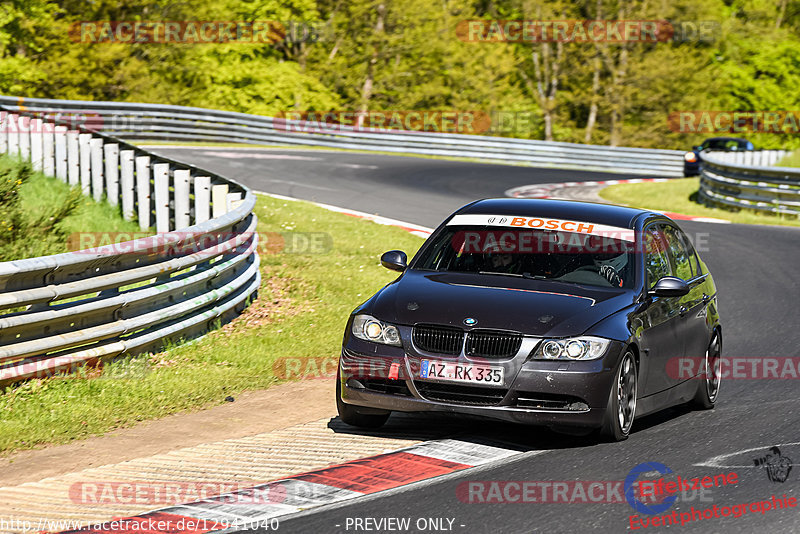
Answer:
0;96;685;176
700;151;800;216
0;108;259;385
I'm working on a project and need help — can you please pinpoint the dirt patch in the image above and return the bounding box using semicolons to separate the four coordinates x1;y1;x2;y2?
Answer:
0;379;335;486
221;266;305;333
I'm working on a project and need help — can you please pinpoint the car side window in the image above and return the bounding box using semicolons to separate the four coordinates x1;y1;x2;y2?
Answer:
644;226;672;289
678;230;702;277
663;225;693;281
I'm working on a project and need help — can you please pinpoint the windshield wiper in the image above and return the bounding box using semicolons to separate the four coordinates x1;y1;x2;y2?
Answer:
479;271;524;277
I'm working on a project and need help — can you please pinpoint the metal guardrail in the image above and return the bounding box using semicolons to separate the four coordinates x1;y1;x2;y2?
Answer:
700;151;800;215
0;106;260;385
0;96;685;176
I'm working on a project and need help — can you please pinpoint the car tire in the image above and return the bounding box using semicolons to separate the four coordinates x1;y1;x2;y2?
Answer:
690;332;721;410
600;350;638;442
336;375;390;429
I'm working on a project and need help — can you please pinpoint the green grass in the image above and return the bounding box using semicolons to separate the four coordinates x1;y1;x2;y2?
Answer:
0;154;142;261
776;150;800;168
0;194;424;454
599;177;800;227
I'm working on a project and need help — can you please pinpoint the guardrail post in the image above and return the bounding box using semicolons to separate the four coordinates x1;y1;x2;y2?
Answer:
7;114;18;155
67;131;79;185
212;184;229;217
194;176;211;224
0;97;262;386
78;133;92;195
153;163;170;233
0;112;6;153
30;118;43;171
135;155;151;230
42;122;55;176
90;138;104;201
173;169;191;229
104;143;119;206
227;192;243;212
120;150;135;220
18;115;30;159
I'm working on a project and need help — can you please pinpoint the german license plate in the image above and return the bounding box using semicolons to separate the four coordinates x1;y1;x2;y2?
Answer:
419;360;503;385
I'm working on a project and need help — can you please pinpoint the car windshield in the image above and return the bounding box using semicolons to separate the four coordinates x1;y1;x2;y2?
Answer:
413;225;636;289
701;139;750;150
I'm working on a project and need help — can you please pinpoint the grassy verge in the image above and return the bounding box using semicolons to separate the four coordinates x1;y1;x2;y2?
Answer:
0;194;424;454
776;150;800;168
0;154;142;261
599;177;800;227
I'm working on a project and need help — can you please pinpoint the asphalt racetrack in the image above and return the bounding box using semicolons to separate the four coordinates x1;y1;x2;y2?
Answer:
156;147;800;534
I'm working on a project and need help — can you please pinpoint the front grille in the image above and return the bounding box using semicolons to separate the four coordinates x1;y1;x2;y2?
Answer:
416;382;506;406
413;324;463;355
515;392;588;411
465;330;523;359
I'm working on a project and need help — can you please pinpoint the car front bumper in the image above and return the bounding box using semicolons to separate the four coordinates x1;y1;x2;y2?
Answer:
338;335;626;429
684;160;701;176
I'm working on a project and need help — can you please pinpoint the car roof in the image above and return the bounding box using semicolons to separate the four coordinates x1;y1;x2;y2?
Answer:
703;137;750;143
455;198;651;229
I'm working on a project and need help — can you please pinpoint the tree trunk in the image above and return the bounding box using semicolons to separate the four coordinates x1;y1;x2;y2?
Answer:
529;40;563;142
584;54;601;143
356;3;385;129
776;0;788;28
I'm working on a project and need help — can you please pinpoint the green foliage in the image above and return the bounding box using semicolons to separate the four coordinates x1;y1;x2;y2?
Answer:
0;155;141;261
2;0;800;148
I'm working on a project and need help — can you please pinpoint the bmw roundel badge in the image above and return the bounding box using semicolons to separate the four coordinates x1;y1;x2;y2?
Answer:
463;317;477;326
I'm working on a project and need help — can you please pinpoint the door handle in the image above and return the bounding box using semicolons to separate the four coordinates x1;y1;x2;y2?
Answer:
679;306;687;317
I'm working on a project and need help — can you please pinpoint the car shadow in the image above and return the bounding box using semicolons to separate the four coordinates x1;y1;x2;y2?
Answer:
629;403;696;433
327;402;700;453
328;411;597;453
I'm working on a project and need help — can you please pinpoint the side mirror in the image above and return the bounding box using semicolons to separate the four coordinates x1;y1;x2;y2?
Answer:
648;276;690;298
380;250;407;272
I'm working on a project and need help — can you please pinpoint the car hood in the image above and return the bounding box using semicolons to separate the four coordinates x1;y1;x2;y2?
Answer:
369;270;635;337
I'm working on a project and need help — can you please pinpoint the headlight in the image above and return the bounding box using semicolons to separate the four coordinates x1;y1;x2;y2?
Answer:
529;337;610;361
351;314;402;346
684;151;697;162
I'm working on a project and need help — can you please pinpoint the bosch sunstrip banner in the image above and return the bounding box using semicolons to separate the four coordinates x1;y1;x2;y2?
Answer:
447;214;636;243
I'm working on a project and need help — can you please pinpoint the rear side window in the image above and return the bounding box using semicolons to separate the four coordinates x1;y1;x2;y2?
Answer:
678;230;702;277
663;225;694;281
644;227;672;289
